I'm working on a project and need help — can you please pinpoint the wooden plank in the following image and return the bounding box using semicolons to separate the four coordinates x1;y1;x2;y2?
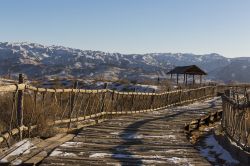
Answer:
9;134;66;165
38;98;220;165
0;138;41;164
0;139;29;160
23;134;75;165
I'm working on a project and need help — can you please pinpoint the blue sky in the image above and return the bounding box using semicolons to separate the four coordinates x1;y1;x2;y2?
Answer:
0;0;249;57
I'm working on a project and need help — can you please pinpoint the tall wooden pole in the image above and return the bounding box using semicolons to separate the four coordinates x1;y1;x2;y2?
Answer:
68;81;78;128
183;74;186;84
177;74;179;85
186;74;188;85
17;74;24;140
193;74;195;85
100;83;108;113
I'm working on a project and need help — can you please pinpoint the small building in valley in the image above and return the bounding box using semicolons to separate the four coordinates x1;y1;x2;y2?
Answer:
167;65;207;85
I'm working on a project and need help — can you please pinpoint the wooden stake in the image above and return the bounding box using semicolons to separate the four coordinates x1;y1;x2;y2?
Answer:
68;81;78;128
177;74;179;84
17;74;24;140
193;74;195;85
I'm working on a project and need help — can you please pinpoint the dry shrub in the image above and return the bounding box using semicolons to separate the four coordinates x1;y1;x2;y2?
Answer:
0;93;15;133
23;91;60;138
115;79;130;85
158;80;172;92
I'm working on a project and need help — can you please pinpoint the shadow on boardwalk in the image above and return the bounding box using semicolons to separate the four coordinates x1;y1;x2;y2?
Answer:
109;98;220;165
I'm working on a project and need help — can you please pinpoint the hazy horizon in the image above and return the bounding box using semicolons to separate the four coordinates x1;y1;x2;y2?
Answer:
0;0;249;58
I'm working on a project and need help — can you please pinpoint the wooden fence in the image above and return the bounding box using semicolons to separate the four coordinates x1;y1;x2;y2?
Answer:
221;89;250;152
0;76;220;145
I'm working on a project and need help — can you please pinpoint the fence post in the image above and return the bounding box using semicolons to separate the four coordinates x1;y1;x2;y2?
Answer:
179;88;182;104
17;73;24;140
130;88;136;112
225;89;230;97
150;89;156;109
68;81;78;128
100;83;108;113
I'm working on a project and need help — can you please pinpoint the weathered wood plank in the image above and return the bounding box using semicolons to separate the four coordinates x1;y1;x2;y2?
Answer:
23;134;75;165
39;98;220;165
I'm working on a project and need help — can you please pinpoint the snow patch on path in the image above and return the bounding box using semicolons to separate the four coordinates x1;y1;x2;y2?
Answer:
198;134;239;165
0;140;34;163
89;152;194;165
50;149;77;157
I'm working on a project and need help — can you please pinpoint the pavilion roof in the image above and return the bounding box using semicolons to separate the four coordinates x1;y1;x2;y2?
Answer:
167;65;207;75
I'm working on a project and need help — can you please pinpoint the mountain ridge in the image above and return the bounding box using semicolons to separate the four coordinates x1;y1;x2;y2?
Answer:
0;42;248;82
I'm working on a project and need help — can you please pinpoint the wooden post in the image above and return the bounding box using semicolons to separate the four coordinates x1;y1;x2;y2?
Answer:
200;75;202;84
183;74;186;84
68;81;78;128
130;88;136;112
170;73;172;79
225;89;231;97
185;74;188;85
100;83;108;113
177;74;179;84
193;74;195;85
179;88;182;104
17;74;24;140
150;89;156;109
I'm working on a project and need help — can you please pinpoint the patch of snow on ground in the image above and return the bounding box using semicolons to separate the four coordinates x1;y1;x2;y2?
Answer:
0;140;34;163
141;159;167;164
90;153;194;165
110;131;120;135
110;131;177;140
152;111;162;115
60;142;84;148
120;133;176;139
50;149;77;157
89;153;165;159
89;153;110;158
11;159;23;165
167;157;193;165
198;134;239;165
144;135;176;139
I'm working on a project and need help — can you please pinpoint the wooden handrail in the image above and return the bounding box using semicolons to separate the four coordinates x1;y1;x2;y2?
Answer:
221;93;250;152
0;83;216;95
0;82;221;145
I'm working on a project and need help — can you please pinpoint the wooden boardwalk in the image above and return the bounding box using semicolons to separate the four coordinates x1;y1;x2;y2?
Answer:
39;97;221;166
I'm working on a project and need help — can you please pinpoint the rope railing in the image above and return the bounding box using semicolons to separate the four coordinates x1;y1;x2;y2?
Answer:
221;89;250;152
0;82;218;144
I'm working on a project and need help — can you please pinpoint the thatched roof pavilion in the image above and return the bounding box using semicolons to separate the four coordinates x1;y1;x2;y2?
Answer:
167;65;207;84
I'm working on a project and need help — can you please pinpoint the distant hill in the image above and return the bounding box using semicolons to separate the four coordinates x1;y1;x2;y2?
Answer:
0;42;249;82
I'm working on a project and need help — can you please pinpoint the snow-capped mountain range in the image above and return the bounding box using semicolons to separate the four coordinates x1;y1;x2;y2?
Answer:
0;42;249;82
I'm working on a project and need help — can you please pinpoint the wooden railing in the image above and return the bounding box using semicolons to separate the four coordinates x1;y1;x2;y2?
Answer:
221;89;250;152
0;78;220;145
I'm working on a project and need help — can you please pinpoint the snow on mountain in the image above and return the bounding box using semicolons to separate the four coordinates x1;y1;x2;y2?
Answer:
0;42;248;82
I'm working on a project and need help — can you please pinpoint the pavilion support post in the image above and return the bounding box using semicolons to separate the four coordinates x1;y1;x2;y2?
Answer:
183;74;185;84
170;73;172;79
185;74;188;85
193;74;195;85
177;74;179;84
200;75;202;84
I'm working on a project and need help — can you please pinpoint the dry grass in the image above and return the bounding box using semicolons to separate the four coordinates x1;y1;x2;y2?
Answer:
23;92;59;138
0;91;60;139
0;93;13;132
